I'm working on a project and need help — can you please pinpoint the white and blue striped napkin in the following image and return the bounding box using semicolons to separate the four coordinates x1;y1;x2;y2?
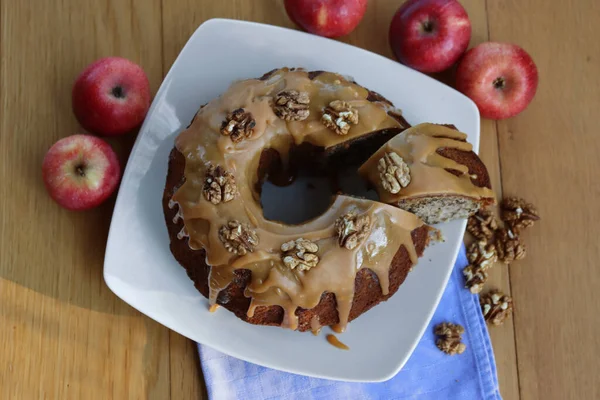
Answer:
198;246;501;400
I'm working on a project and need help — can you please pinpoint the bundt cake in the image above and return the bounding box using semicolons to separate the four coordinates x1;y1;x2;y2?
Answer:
358;123;495;225
162;67;443;333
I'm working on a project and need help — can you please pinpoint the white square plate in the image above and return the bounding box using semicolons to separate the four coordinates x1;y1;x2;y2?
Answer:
104;19;480;382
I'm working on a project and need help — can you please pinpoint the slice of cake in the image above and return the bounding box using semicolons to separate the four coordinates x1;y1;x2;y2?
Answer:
358;123;495;224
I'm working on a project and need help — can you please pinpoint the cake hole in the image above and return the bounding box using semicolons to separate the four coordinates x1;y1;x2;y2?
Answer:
258;132;394;225
261;171;334;225
261;164;377;225
336;165;379;200
258;145;336;225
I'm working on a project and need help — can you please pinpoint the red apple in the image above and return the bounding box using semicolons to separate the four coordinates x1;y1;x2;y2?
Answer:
72;57;150;136
42;134;121;211
284;0;368;38
456;42;538;120
389;0;471;73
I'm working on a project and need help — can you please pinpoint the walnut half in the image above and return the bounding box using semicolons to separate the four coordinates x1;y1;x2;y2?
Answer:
434;322;466;355
467;238;497;270
480;289;513;326
501;197;540;234
378;152;411;194
495;228;526;263
434;322;464;338
280;238;319;271
467;209;499;240
334;211;371;250
273;90;310;121
218;220;259;255
202;165;236;204
463;264;488;294
321;100;359;135
220;108;256;143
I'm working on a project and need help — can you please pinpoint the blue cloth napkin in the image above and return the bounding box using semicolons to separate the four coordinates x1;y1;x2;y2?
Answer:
197;246;501;400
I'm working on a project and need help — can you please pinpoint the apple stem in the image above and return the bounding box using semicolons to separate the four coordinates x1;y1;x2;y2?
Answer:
111;86;125;99
493;77;506;90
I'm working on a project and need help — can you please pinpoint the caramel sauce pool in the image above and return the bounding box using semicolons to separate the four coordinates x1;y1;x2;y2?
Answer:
326;334;349;350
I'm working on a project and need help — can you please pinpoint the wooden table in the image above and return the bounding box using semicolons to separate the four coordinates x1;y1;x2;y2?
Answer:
1;1;598;398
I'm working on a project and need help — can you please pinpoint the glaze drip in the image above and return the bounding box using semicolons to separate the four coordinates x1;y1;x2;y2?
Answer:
326;334;349;350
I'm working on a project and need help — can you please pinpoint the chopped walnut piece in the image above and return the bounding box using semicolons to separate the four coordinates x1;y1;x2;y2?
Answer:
273;90;310;121
281;238;320;271
202;165;237;204
220;108;256;143
467;209;499;240
378;152;411;194
218;220;259;255
480;289;513;326
495;228;526;263
501;197;540;234
467;238;497;270
434;322;466;355
321;100;359;135
463;264;488;294
334;211;371;250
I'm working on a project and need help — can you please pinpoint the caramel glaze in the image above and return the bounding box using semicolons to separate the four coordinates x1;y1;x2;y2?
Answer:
358;123;495;204
171;68;425;332
326;334;349;350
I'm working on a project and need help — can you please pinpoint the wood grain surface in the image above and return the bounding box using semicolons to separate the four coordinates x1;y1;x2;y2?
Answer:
0;1;597;399
489;1;600;399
